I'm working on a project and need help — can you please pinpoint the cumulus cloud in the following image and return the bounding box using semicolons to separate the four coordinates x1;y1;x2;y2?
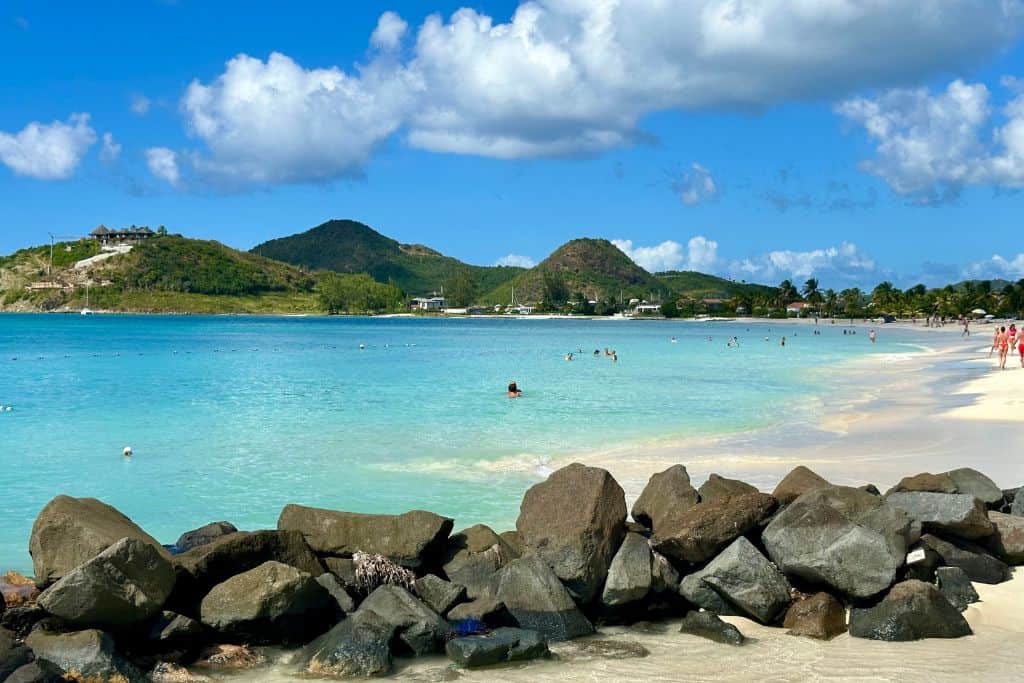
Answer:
99;132;121;162
612;236;718;273
964;253;1024;280
673;163;718;206
0;113;96;180
164;1;1024;188
495;253;536;268
130;94;152;116
180;51;418;186
371;11;408;51
838;77;1024;201
726;242;883;287
145;147;180;185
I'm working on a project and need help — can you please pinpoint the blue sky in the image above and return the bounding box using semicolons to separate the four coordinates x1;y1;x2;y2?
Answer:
3;1;1024;288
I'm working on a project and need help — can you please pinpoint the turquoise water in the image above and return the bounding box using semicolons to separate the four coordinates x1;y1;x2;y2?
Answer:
0;315;926;572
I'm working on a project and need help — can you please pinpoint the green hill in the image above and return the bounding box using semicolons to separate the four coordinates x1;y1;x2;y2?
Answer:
655;270;776;300
486;238;667;305
251;219;523;296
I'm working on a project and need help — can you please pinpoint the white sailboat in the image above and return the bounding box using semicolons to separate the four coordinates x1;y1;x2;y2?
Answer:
81;281;94;315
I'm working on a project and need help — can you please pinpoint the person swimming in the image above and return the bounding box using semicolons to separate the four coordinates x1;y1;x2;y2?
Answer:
507;381;522;398
671;336;678;343
565;352;574;361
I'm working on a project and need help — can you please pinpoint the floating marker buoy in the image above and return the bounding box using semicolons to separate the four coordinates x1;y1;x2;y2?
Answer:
123;446;133;457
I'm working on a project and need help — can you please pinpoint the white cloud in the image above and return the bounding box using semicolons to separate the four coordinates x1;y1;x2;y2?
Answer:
146;147;180;185
180;51;418;185
495;253;536;268
99;133;121;162
838;77;1024;201
371;11;408;51
612;235;719;273
726;242;881;287
673;163;718;206
964;253;1024;280
0;113;96;180
130;94;152;116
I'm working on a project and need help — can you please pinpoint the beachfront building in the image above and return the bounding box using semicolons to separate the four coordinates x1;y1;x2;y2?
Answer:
411;296;446;311
635;302;663;315
786;302;812;316
89;225;155;245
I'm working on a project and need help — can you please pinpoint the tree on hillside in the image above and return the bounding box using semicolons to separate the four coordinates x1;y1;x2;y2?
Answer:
318;273;403;314
444;268;476;307
542;270;569;309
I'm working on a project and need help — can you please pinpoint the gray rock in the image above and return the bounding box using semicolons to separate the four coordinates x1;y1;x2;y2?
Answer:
918;534;1011;584
1;627;33;680
301;611;395;678
650;551;680;593
1010;489;1023;516
887;472;959;496
38;537;176;629
860;484;881;496
849;580;972;641
26;628;145;682
323;557;357;586
601;533;653;607
631;465;699;531
984;511;1024;565
495;556;594;641
442;525;517;599
5;659;66;683
174;521;237;553
446;595;511;626
356;585;447;656
764;486;917;599
147;610;204;651
935;567;979;611
697;474;759;503
678;570;740;616
445;627;549;668
516;463;627;604
29;495;170;587
783;592;846;639
944;468;1004;506
199;560;335;644
170;529;324;607
699;537;792;624
886;492;994;540
499;530;526;556
653;492;777;564
678;611;744;645
414;574;466;616
772;466;830;506
1;606;47;639
317;573;358;614
278;505;453;569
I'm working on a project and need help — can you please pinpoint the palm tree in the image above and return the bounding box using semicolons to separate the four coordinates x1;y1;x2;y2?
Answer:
802;278;823;315
823;288;838;318
777;279;799;307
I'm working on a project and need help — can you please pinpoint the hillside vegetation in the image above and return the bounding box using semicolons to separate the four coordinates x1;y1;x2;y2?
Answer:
252;219;523;296
655;270;775;300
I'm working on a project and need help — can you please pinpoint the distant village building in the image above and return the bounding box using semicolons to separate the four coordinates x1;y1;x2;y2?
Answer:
89;225;155;245
411;296;446;311
786;302;811;315
635;303;662;314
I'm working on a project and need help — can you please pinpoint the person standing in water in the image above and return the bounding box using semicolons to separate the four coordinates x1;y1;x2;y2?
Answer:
507;381;522;398
869;329;877;344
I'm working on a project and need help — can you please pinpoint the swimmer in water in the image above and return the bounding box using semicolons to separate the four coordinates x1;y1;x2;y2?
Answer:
781;337;786;347
507;381;522;398
565;352;574;361
671;337;678;344
868;329;877;344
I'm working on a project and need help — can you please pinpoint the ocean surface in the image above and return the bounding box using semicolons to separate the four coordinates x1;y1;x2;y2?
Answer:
0;314;935;572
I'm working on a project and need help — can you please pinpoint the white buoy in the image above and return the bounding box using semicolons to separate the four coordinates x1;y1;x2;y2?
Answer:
123;446;133;457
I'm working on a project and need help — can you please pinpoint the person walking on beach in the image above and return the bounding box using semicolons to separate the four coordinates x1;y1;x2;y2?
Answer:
1017;332;1024;368
962;318;970;337
996;326;1009;370
990;326;1000;357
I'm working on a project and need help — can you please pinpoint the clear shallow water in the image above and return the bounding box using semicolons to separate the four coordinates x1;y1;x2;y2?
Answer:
0;314;929;572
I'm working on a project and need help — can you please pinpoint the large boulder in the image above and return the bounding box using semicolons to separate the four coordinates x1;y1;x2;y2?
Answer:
697;537;792;624
414;574;466;616
1;606;47;639
918;534;1012;584
199;560;334;644
772;466;830;506
984;511;1024;565
763;486;916;599
945;468;1004;506
356;585;448;656
29;495;169;587
697;474;759;503
146;610;205;657
848;580;972;641
494;556;594;641
601;533;653;607
445;627;548;668
26;628;145;682
5;659;66;683
515;464;627;603
677;611;744;645
935;567;979;611
278;505;453;569
0;627;33;680
38;537;176;630
173;522;237;553
631;465;699;531
653;492;777;564
783;592;846;639
1012;490;1024;516
886;492;994;540
678;569;739;616
301;610;396;678
888;472;959;495
170;530;323;608
446;595;512;627
442;524;518;599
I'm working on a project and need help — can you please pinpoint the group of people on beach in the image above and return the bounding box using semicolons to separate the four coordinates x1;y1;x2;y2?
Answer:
990;324;1024;369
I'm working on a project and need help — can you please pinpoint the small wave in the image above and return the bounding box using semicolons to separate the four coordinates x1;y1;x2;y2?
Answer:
371;452;553;481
